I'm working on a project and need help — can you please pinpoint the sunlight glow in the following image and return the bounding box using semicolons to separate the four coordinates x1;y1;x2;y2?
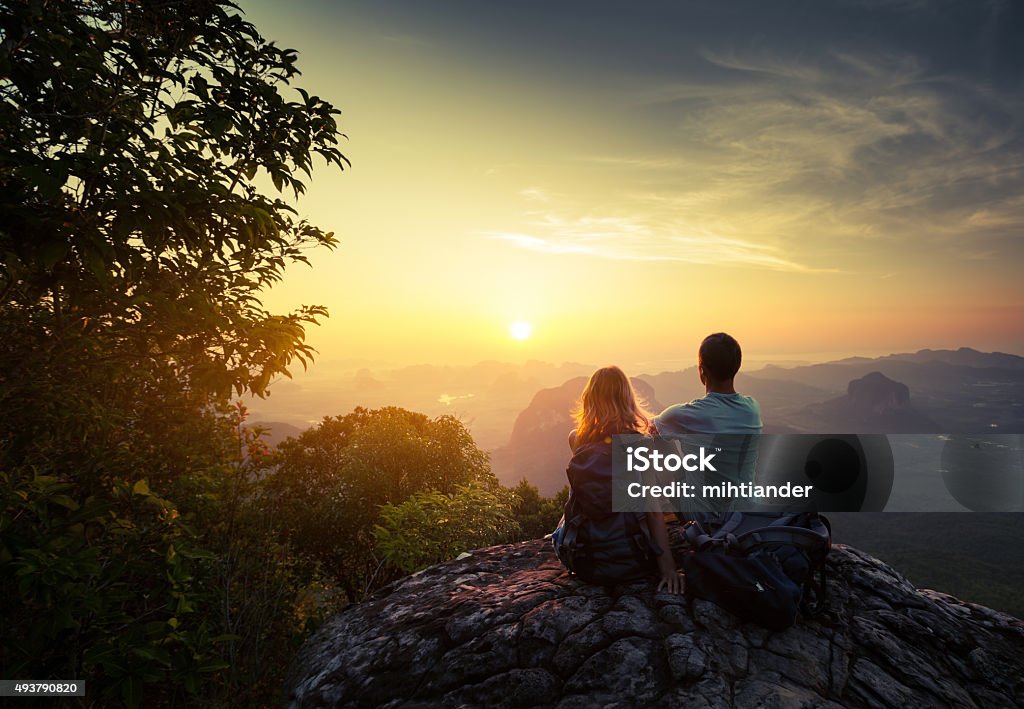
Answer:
246;0;1024;363
509;321;533;341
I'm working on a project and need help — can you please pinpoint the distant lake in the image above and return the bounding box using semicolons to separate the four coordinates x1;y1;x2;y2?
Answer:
438;393;475;406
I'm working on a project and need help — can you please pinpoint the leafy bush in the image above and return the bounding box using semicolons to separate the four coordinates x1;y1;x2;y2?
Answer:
0;469;225;706
510;480;569;541
0;396;315;707
375;482;519;573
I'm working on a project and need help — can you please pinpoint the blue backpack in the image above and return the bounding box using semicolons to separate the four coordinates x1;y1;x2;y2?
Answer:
552;441;661;584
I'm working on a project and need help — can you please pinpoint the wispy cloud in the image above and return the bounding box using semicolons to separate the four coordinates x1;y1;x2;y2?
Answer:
486;232;598;256
583;42;1024;269
519;187;551;202
484;213;832;272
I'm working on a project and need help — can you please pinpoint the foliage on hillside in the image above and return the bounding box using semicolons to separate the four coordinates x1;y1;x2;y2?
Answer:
261;407;501;601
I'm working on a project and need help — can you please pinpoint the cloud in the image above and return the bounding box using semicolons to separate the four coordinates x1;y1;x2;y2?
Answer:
699;48;832;84
486;232;598;256
484;213;833;273
588;40;1024;268
498;49;983;274
520;187;551;202
442;0;1022;278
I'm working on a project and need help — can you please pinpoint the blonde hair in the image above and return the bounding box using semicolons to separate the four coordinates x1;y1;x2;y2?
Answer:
572;366;653;447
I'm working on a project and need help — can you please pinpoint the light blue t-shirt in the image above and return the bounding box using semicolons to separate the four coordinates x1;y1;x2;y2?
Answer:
653;392;763;436
653;393;763;514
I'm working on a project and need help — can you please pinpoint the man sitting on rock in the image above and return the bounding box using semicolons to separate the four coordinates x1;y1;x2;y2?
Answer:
652;332;763;523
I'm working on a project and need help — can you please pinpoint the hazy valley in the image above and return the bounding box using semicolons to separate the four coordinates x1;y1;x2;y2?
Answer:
247;347;1024;617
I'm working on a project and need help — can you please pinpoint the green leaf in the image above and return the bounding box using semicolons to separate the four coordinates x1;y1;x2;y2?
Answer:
196;659;231;673
50;494;80;511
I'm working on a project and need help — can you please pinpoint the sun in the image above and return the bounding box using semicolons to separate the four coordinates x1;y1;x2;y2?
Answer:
509;320;533;341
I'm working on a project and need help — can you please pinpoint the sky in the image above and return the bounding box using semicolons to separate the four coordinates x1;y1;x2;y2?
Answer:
242;0;1024;370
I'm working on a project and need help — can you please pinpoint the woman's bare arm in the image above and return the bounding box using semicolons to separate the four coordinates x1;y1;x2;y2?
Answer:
647;512;684;594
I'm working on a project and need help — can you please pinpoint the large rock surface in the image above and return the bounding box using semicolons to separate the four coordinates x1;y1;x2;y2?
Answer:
286;539;1024;708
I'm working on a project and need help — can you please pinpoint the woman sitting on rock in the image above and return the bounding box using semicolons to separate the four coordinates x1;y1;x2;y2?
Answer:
553;366;684;593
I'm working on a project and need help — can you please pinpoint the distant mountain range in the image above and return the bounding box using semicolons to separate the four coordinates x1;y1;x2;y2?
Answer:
246;347;1024;450
753;348;1024;434
836;347;1024;371
490;348;1024;495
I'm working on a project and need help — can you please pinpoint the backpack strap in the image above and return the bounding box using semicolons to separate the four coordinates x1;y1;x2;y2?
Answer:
817;513;833;552
736;526;828;555
560;513;586;569
801;513;831;616
767;512;801;527
683;519;712;549
717;511;746;537
624;513;661;559
683;517;739;552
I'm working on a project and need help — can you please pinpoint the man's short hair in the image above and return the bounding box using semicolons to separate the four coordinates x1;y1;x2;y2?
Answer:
699;332;742;382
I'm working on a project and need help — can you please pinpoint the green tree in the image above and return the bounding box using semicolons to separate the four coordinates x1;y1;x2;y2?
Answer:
264;407;496;601
0;1;347;705
0;0;347;403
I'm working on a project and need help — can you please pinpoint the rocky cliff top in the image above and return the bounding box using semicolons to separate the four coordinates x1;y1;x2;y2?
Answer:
287;539;1024;708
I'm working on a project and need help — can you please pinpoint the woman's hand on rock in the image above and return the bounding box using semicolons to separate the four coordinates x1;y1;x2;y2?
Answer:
657;571;685;594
